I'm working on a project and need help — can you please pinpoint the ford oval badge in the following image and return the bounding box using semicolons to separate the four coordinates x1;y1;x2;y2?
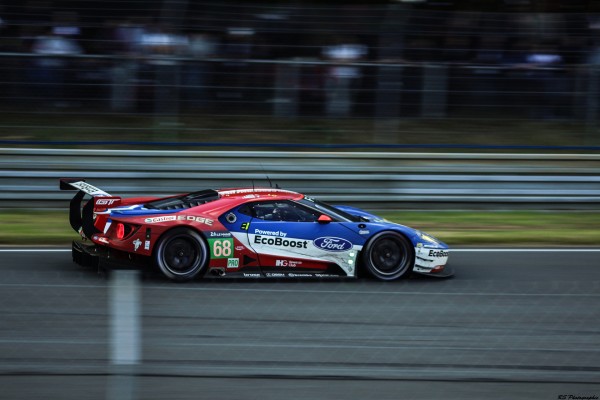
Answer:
314;237;353;252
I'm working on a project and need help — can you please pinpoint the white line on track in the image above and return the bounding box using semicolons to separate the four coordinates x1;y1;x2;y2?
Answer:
0;338;597;353
0;282;598;297
0;249;71;252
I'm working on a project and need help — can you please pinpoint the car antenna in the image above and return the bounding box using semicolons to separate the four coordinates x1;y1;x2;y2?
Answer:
260;162;281;189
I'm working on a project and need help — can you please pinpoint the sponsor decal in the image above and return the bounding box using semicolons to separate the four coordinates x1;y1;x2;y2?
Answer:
179;215;214;225
241;222;250;231
220;188;295;196
209;231;232;238
359;230;370;235
235;246;245;251
208;238;234;259
133;238;142;251
275;259;303;267
144;240;150;250
227;258;239;268
254;228;287;238
428;249;449;258
226;213;237;223
94;236;109;244
70;181;108;196
313;237;353;252
266;272;286;278
288;273;313;278
145;216;177;223
144;215;214;225
254;235;308;249
243;273;261;278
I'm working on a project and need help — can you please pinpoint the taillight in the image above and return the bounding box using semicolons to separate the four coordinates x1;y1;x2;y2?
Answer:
111;222;139;240
116;223;126;240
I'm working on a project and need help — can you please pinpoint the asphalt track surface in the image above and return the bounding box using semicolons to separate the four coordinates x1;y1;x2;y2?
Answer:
0;249;599;400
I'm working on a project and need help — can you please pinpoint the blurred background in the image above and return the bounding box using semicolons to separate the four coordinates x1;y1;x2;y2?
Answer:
1;0;600;147
2;3;600;400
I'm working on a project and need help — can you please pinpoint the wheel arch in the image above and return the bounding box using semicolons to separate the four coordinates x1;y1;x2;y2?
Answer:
152;225;210;281
151;225;209;258
358;229;416;280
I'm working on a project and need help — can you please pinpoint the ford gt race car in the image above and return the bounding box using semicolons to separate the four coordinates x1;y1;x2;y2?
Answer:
60;179;452;281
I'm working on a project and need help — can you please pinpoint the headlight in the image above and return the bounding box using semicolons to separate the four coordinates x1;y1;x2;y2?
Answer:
419;231;440;244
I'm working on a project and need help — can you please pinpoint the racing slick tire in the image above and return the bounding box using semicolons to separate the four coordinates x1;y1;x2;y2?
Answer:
362;231;414;281
155;228;208;282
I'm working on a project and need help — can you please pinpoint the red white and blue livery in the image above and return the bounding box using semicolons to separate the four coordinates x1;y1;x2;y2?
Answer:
60;179;452;281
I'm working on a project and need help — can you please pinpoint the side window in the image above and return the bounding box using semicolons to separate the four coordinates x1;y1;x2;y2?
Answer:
237;204;253;217
250;201;321;222
280;202;320;222
251;202;279;220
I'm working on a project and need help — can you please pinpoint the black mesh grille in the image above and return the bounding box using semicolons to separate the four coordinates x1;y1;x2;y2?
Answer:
144;190;220;211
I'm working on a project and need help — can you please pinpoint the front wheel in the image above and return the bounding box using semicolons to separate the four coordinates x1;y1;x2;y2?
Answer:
362;232;414;281
155;228;208;282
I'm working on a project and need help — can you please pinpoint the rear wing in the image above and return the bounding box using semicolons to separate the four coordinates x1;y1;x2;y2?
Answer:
60;179;121;238
60;179;111;196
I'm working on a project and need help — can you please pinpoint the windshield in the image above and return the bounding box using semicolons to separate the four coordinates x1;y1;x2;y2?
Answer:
299;197;362;222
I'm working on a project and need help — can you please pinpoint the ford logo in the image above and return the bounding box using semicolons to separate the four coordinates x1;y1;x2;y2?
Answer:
314;237;353;252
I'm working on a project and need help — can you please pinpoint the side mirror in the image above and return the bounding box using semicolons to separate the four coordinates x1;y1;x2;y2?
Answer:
317;214;332;224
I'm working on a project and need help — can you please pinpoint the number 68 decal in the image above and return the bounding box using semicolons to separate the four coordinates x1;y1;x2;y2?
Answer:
208;238;234;258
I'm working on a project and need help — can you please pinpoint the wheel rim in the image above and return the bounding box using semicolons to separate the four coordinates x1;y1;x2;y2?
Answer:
162;237;200;275
370;236;409;276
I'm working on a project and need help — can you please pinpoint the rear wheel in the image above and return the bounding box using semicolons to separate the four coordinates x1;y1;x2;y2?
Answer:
155;228;208;281
362;232;414;281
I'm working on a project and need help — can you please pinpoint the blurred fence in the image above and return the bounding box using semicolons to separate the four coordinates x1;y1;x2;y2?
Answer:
0;53;591;120
1;3;600;144
2;148;599;209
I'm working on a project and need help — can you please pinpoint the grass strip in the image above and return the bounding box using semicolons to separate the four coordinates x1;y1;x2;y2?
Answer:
1;209;598;246
1;112;597;150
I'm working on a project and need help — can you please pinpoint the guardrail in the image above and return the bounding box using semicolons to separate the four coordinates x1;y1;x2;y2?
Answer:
1;148;600;209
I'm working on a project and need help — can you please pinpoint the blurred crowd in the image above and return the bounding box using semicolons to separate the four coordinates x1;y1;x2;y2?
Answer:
0;4;599;119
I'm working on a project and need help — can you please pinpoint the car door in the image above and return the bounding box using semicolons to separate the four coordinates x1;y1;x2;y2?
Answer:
215;203;262;276
245;200;361;277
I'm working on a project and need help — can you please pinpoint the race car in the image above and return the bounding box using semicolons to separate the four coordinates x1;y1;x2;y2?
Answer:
60;179;452;281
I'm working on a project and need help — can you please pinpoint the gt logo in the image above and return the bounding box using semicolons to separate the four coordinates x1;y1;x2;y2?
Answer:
95;197;120;206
